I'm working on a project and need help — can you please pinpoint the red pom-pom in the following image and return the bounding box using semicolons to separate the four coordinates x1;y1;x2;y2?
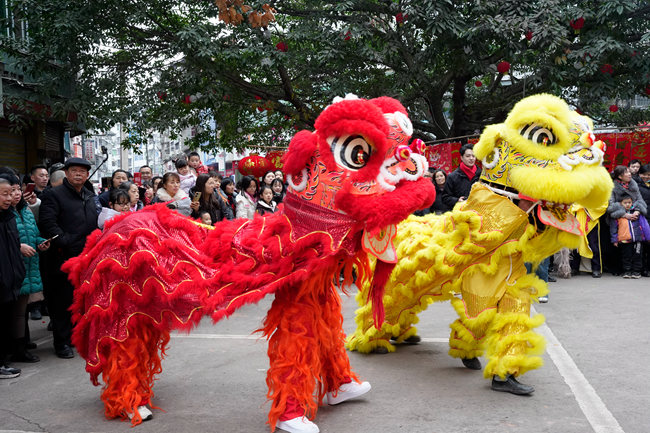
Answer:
475;80;482;87
497;61;510;74
609;104;619;113
275;42;288;52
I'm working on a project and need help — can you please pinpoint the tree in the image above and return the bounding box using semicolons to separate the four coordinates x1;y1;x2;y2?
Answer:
2;0;648;152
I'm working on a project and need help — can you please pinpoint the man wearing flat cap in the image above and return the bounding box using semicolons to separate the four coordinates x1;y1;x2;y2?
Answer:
39;158;99;359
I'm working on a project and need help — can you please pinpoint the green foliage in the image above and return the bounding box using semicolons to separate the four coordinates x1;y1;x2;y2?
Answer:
1;0;648;151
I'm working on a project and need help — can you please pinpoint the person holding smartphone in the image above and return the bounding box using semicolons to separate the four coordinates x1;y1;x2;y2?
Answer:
189;173;233;224
8;175;50;364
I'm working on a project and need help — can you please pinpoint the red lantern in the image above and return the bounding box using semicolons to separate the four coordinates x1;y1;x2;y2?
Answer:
266;151;285;170
238;154;273;178
497;61;510;74
570;17;584;33
609;104;619;113
276;41;288;52
475;80;482;87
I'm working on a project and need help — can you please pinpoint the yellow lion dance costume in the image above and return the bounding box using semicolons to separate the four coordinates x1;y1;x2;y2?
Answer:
347;94;613;394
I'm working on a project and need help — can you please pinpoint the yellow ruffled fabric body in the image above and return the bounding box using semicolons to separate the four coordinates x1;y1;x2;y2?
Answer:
347;183;579;378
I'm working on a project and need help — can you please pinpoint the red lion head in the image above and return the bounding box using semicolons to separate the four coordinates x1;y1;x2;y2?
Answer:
283;95;435;244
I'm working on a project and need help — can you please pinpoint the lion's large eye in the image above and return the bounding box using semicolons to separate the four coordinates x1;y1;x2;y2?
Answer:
519;124;557;145
329;135;372;171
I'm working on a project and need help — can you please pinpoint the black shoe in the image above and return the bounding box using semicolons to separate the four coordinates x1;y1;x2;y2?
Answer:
591;271;601;278
12;350;40;363
0;365;21;379
642;271;649;277
391;335;421;344
547;275;556;282
491;374;534;395
462;357;482;370
55;345;74;359
26;341;37;350
30;310;42;320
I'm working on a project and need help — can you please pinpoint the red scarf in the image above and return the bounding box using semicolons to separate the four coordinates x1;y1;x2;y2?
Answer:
459;162;477;180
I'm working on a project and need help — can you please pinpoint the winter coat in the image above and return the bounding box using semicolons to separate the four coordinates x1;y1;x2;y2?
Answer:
610;212;650;243
607;179;647;219
441;166;482;210
13;206;46;296
0;208;26;303
178;172;197;195
236;192;257;219
256;200;277;216
155;188;192;216
189;188;233;223
430;185;449;214
98;207;123;229
39;178;99;260
637;178;650;208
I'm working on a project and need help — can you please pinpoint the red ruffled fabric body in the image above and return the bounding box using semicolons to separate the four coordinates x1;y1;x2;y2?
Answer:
64;202;363;384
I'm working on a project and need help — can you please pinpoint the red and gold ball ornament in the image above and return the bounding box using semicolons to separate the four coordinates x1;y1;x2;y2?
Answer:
475;80;483;87
238;154;273;178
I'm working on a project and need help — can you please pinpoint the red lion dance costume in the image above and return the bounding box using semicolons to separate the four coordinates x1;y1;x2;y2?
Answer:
63;95;434;432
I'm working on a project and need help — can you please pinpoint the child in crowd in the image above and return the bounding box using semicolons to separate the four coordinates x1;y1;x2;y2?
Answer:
610;193;650;278
256;185;277;216
175;159;196;195
198;210;213;226
98;189;131;229
188;151;208;176
155;172;191;216
271;178;285;205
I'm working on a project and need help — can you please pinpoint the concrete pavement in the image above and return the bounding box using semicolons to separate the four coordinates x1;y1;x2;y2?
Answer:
1;273;648;433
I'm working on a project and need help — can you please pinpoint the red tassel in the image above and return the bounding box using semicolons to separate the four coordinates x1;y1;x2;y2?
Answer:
368;260;395;328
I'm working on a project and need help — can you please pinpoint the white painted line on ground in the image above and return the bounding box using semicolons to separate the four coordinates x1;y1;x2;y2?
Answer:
533;306;625;433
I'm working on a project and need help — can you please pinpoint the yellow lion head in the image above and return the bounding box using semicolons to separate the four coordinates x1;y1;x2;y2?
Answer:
474;94;613;234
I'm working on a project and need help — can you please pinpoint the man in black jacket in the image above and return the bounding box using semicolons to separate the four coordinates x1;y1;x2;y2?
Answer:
0;176;26;378
441;143;482;210
39;158;99;359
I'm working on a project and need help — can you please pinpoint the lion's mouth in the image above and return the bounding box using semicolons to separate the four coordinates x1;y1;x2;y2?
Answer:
483;182;583;236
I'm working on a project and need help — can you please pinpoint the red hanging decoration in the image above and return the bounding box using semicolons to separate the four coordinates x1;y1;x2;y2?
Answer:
344;31;351;41
238;154;273;178
475;80;483;87
497;61;511;74
609;104;619;113
182;95;191;105
525;31;533;41
395;13;407;24
569;17;585;33
601;64;614;75
156;91;167;101
275;41;288;52
645;85;650;96
266;151;285;170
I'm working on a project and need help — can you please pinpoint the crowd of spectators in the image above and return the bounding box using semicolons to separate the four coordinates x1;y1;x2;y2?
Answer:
0;153;289;379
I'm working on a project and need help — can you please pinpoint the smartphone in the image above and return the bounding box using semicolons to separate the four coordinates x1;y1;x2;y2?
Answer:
192;192;202;202
24;183;36;195
43;234;59;243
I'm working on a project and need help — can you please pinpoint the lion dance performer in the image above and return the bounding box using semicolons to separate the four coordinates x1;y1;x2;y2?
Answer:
347;94;613;395
63;95;434;433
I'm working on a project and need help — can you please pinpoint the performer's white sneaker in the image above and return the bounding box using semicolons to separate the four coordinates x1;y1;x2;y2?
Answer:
326;381;371;405
126;405;153;421
276;416;319;433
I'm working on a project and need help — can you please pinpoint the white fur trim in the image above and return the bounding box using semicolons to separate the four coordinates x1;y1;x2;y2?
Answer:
287;168;308;192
